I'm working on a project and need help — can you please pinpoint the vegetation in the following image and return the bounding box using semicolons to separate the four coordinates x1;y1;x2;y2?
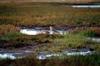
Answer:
0;3;100;26
34;32;100;53
0;2;99;66
0;33;53;48
0;3;99;50
35;34;86;52
0;54;100;66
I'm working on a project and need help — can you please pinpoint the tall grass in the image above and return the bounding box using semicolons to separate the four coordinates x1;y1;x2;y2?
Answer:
34;33;88;53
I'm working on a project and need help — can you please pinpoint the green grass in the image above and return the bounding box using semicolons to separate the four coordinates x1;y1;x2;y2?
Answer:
0;3;99;66
0;32;22;41
34;33;88;53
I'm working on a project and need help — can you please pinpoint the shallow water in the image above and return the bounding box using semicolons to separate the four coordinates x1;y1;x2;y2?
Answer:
0;50;33;59
71;5;100;8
